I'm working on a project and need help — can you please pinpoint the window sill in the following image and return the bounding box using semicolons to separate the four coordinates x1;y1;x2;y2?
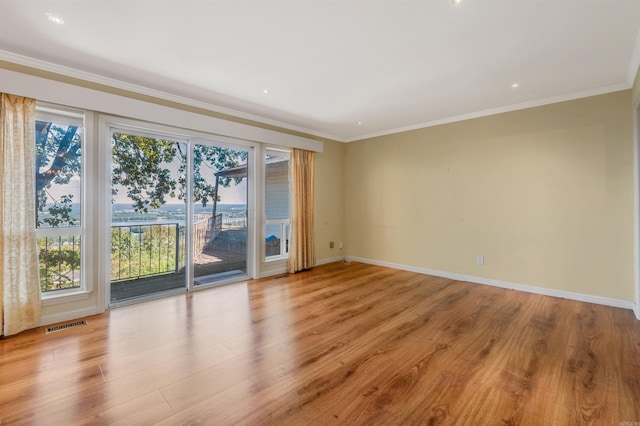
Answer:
42;290;91;306
265;255;289;263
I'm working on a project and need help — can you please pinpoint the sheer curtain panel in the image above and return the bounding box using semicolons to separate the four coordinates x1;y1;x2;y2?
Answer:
0;93;41;336
287;148;315;273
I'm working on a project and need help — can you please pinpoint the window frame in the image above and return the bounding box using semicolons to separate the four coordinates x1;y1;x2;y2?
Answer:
264;146;291;262
99;114;257;308
35;103;94;302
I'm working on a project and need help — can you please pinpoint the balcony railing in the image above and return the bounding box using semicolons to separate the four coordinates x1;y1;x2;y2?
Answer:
39;211;247;293
110;222;186;282
38;235;82;292
110;212;242;283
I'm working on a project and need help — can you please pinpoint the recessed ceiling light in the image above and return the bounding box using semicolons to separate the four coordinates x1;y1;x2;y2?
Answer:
356;121;363;126
46;13;64;25
262;89;270;94
511;83;520;88
452;0;463;5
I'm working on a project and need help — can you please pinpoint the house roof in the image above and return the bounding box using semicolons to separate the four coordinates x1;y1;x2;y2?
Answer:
216;157;287;179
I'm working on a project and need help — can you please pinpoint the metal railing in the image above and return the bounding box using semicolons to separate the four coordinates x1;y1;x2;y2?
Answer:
38;235;82;292
194;215;210;256
224;210;247;228
40;211;247;290
110;212;236;282
110;223;186;282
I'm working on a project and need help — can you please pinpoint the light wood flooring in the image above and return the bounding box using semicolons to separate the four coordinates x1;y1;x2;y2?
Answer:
1;261;639;425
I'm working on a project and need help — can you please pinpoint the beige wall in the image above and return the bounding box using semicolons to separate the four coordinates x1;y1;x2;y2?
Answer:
2;60;636;318
315;139;346;262
1;63;347;323
345;91;634;301
633;64;640;106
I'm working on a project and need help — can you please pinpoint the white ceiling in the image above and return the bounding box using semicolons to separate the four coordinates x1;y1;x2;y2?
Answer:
1;0;640;142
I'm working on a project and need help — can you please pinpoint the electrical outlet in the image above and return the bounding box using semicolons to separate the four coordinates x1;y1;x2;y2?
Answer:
330;241;334;249
476;255;484;265
339;241;343;250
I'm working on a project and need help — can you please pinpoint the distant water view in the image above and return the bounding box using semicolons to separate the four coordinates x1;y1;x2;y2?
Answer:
38;203;247;226
40;202;283;241
111;203;247;226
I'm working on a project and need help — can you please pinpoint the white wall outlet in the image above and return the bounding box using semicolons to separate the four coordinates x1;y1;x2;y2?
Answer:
339;241;343;250
476;255;484;265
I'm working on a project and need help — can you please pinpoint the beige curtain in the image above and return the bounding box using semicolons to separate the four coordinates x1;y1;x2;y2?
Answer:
0;93;41;336
287;148;315;273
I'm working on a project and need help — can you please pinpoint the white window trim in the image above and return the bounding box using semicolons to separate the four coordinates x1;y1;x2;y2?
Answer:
264;147;291;262
0;68;323;152
36;103;95;302
98;114;258;309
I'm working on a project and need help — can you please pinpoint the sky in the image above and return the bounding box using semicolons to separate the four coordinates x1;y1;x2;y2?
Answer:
46;159;247;207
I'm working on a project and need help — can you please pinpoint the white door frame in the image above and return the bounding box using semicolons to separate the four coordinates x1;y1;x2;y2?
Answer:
98;115;257;309
634;95;640;320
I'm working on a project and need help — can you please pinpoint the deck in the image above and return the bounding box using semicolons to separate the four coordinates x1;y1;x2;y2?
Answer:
111;227;247;302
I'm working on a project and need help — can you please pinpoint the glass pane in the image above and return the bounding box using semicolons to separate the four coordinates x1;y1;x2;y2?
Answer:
110;224;184;282
193;144;248;286
265;151;289;259
38;235;81;292
265;153;289;220
110;132;187;303
265;223;282;257
35;120;82;228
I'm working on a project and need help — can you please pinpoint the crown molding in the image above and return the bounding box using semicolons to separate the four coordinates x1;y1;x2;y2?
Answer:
2;49;634;145
0;50;343;142
345;82;631;143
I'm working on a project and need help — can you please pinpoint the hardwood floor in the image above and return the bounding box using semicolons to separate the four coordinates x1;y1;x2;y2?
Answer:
1;261;639;425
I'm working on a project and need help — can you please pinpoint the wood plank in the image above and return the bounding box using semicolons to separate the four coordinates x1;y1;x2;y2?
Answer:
0;262;638;425
73;390;174;426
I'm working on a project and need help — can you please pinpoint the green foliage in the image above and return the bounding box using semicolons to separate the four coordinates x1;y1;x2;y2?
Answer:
38;236;81;292
111;134;180;213
42;194;76;227
110;224;186;281
36;124;247;292
35;121;81;227
36;121;82;292
112;133;247;212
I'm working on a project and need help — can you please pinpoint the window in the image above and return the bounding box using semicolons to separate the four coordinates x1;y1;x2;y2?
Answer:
35;106;86;296
106;119;253;304
265;148;290;260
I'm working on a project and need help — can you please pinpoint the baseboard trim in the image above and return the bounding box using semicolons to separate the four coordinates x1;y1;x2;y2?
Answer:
40;307;102;327
347;256;635;311
257;267;287;279
258;257;346;279
316;256;346;266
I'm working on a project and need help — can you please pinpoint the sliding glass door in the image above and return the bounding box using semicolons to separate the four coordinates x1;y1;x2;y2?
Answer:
109;127;251;305
110;131;188;303
192;142;248;286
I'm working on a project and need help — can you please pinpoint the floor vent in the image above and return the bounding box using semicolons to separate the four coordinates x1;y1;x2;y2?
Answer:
45;320;88;334
273;274;289;280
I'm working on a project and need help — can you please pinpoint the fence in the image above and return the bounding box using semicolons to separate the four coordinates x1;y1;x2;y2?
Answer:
110;212;230;282
194;213;221;256
38;235;82;292
110;223;186;282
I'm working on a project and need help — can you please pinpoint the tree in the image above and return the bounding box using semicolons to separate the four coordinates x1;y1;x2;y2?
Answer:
111;132;246;213
35;121;81;226
37;125;247;289
36;126;247;224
